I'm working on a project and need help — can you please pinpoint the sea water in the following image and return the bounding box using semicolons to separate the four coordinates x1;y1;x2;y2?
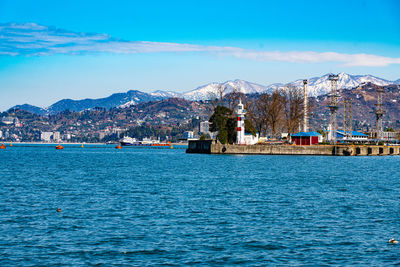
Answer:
1;145;400;265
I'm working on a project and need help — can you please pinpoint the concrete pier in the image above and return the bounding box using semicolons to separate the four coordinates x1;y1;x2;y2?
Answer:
186;140;400;156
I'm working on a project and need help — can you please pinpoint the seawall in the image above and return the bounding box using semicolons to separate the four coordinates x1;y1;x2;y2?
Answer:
186;140;400;156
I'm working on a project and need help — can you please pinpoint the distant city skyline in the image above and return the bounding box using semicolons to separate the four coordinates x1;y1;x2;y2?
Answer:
0;0;399;111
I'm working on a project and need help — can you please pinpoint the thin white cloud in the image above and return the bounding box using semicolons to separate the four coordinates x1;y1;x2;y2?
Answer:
230;50;400;67
1;22;400;67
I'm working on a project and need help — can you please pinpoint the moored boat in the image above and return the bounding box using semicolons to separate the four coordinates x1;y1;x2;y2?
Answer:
120;136;170;147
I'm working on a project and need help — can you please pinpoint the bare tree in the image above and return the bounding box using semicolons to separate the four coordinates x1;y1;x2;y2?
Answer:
267;90;285;138
282;86;304;134
217;84;227;106
226;85;243;111
245;95;267;135
206;83;228;109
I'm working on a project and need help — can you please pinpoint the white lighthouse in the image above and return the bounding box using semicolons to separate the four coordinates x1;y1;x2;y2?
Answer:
235;99;246;145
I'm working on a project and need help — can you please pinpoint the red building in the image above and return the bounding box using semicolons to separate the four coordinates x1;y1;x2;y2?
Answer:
291;132;321;145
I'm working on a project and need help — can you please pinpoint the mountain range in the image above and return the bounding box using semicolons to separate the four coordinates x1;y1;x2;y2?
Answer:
9;73;400;115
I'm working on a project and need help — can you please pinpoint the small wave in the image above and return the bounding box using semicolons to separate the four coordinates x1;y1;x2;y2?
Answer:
122;248;167;255
244;241;286;250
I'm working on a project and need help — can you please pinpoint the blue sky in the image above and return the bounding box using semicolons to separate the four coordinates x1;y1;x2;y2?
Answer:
0;0;399;110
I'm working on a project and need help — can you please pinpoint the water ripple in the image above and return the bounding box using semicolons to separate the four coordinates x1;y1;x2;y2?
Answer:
1;146;400;265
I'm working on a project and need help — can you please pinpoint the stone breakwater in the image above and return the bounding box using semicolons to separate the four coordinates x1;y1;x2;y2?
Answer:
186;140;400;156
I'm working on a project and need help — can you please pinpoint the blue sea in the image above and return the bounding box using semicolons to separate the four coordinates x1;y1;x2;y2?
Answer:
1;144;400;265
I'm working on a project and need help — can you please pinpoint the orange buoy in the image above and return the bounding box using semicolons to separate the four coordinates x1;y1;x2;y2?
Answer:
0;144;6;149
56;144;64;150
115;145;122;149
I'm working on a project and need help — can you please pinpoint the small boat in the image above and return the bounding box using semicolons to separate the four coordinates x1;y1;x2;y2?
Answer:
56;145;64;150
0;144;6;149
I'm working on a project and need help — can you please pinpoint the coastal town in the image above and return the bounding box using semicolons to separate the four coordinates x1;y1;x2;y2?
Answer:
1;77;400;147
2;2;400;265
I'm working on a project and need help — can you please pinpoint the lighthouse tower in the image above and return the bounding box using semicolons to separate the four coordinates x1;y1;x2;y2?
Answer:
235;99;246;145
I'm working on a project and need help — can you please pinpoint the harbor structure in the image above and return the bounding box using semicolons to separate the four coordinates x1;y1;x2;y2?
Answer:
187;74;400;156
187;139;400;156
303;79;309;132
235;99;246;145
343;98;353;140
328;74;340;144
375;86;385;139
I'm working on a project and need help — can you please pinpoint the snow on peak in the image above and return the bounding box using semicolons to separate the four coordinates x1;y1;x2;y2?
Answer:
150;90;182;98
118;100;136;108
182;79;269;100
263;73;394;98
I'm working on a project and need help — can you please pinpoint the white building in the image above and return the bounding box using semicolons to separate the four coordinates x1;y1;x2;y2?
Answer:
200;121;210;134
337;130;368;141
244;133;260;145
41;132;53;142
183;131;194;139
63;133;71;140
53;131;61;141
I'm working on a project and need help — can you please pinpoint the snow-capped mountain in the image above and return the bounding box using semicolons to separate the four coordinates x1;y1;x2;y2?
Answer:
182;79;269;100
285;73;393;97
179;73;395;101
150;90;182;98
8;73;398;114
118;100;137;108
